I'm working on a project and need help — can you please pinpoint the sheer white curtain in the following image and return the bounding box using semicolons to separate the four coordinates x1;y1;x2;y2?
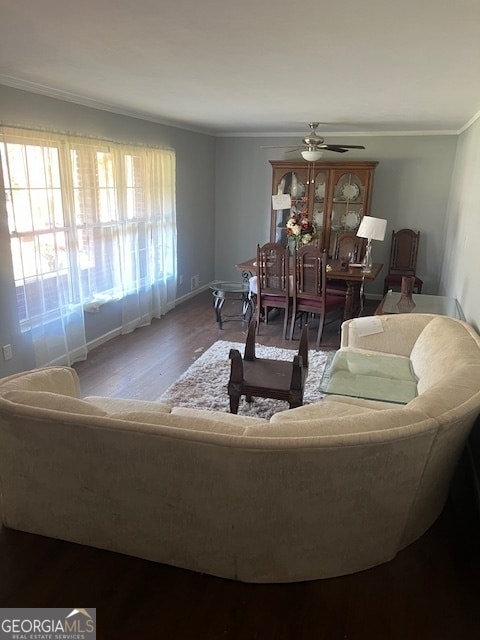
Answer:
0;126;177;367
120;146;177;333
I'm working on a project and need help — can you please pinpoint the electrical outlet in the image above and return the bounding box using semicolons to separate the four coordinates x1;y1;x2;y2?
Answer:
2;344;13;361
190;275;200;290
179;274;184;285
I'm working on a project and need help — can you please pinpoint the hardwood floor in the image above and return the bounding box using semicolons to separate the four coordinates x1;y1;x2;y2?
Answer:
1;291;479;640
74;289;346;400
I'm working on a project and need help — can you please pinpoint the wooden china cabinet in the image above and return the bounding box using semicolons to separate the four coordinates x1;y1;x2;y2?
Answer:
269;160;378;256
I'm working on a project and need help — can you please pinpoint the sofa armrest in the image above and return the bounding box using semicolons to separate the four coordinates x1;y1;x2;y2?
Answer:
0;366;81;398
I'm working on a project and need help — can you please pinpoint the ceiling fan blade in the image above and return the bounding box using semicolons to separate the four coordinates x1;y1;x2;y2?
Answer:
326;144;366;150
320;145;348;153
260;145;303;149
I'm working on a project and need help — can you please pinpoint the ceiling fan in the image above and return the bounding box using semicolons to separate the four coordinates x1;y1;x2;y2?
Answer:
262;122;365;161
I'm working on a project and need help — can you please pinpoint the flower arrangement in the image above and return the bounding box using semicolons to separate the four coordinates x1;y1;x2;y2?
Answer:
286;204;316;249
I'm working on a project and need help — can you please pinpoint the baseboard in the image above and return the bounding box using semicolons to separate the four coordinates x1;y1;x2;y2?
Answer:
175;284;210;306
86;327;122;352
85;288;210;353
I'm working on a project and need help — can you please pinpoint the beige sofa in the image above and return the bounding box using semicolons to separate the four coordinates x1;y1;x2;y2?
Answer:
0;313;479;583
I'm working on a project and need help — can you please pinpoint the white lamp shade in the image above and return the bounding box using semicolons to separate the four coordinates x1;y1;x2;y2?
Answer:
301;149;323;162
356;216;387;241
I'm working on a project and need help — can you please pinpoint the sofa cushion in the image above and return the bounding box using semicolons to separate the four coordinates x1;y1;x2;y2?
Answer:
245;406;437;438
83;396;172;414
171;406;267;425
271;399;376;423
0;366;81;398
271;395;396;424
2;390;107;416
110;408;266;435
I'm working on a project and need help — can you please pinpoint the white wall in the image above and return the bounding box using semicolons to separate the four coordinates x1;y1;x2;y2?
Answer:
440;116;480;330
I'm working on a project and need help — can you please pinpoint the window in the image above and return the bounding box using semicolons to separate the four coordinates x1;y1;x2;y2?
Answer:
1;126;177;366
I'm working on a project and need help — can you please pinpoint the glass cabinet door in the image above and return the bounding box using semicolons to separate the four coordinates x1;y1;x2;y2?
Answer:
328;172;365;256
271;169;308;245
312;170;326;246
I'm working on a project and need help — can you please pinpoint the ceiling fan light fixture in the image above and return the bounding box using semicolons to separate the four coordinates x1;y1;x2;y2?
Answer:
301;149;323;162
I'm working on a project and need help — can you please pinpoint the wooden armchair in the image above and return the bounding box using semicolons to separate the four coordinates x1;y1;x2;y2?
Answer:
227;319;308;414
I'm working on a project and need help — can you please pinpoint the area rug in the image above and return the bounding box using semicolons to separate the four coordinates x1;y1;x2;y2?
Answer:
157;340;331;420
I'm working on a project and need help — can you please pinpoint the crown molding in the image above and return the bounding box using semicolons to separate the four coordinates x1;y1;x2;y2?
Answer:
218;129;460;137
0;76;215;136
458;108;480;134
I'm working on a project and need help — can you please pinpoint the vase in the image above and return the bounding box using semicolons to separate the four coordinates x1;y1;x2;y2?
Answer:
288;238;299;255
396;276;416;312
400;276;415;297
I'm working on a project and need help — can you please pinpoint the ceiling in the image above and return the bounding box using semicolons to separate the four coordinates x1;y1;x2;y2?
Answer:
1;0;480;137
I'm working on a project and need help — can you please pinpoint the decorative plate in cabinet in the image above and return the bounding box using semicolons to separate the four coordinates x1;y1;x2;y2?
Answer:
341;183;360;201
342;210;361;230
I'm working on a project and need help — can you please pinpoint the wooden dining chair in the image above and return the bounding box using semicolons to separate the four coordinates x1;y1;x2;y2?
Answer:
289;245;345;346
255;242;292;339
327;231;366;297
383;229;423;295
227;319;308;414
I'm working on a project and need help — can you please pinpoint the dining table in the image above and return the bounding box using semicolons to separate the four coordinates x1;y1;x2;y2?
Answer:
235;257;383;321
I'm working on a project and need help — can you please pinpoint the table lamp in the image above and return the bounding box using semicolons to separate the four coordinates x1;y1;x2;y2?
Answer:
356;216;387;272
